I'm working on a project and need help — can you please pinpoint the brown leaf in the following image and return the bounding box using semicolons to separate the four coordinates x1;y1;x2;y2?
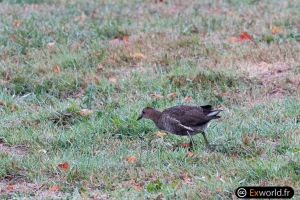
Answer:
181;143;190;148
49;185;60;191
185;151;194;158
6;184;16;191
9;34;16;41
79;109;93;116
184;96;193;102
47;42;55;49
182;172;193;184
126;155;137;163
131;180;144;191
58;162;69;170
97;64;104;72
52;65;61;73
74;12;87;22
167;92;177;99
130;53;146;61
231;153;238;158
0;100;4;106
122;35;129;42
12;20;21;28
155;131;167;138
150;93;164;100
271;25;283;34
108;76;117;84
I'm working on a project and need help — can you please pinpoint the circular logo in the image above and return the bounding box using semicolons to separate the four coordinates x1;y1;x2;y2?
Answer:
236;188;247;198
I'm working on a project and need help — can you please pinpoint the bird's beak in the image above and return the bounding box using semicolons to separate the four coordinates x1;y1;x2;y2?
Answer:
137;114;143;121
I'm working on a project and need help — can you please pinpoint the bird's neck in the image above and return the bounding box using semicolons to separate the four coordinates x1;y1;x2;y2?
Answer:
149;110;162;123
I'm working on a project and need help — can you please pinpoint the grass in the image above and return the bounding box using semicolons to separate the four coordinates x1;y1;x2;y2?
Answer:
0;0;299;199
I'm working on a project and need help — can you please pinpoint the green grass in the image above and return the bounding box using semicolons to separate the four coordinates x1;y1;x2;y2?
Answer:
0;0;299;199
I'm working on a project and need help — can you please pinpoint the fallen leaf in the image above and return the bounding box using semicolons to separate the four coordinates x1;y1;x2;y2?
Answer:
227;32;252;42
12;20;21;28
49;185;60;191
79;109;93;117
185;151;194;158
74;12;86;22
182;172;193;184
238;32;252;41
0;100;4;106
9;34;16;41
47;42;55;49
155;131;167;138
58;162;69;170
131;180;144;191
184;96;193;102
97;64;104;72
52;65;61;73
6;184;15;191
130;53;146;60
271;25;283;34
181;143;190;148
126;155;137;163
231;153;238;158
122;35;129;42
150;93;164;100
108;76;117;84
226;36;239;42
167;92;177;99
109;38;121;46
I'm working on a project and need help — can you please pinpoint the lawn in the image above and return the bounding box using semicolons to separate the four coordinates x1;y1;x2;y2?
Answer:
0;0;299;199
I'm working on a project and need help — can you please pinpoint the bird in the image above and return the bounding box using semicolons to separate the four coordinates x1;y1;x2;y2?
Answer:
137;105;222;148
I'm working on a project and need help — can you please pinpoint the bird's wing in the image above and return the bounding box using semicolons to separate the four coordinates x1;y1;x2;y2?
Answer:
163;105;215;127
163;115;195;132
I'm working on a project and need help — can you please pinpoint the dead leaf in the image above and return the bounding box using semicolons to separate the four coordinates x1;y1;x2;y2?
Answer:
109;38;121;46
182;172;193;184
126;155;137;163
226;36;239;42
238;32;252;41
0;100;4;106
231;153;238;158
6;184;16;191
271;25;283;34
97;64;104;72
49;185;60;191
185;151;194;158
9;34;16;41
130;53;146;60
52;65;61;73
167;92;177;99
108;76;117;84
155;131;167;138
58;162;69;170
79;109;93;116
181;143;190;148
74;12;86;22
131;180;144;191
227;32;252;42
122;35;129;42
47;42;55;49
150;93;164;100
12;20;21;28
184;96;193;102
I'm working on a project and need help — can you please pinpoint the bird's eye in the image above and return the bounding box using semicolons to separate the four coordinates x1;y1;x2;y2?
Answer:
142;111;145;114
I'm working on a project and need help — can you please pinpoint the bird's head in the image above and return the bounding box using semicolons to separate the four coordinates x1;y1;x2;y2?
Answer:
137;107;157;121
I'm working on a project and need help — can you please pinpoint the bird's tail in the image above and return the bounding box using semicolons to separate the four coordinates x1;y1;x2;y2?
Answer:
207;109;222;119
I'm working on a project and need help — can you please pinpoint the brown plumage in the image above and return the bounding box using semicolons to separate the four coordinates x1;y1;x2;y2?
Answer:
137;105;222;146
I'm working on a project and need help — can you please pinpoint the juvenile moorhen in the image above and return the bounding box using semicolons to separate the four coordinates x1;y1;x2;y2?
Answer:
137;105;222;147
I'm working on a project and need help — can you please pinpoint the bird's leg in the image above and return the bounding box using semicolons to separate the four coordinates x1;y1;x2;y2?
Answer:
201;132;209;146
187;131;194;150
